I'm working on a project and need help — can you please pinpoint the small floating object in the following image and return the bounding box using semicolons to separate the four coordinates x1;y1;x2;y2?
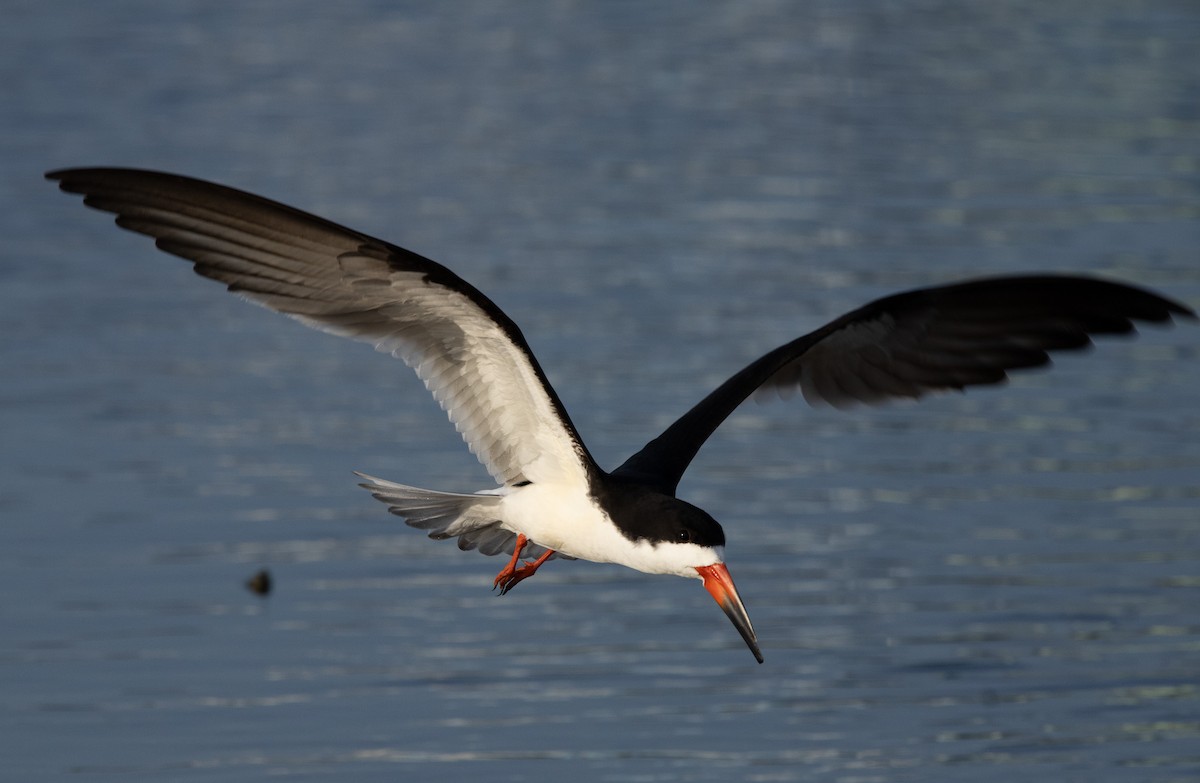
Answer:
245;569;272;596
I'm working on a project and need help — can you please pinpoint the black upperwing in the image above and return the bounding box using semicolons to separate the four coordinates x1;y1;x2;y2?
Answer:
615;275;1195;495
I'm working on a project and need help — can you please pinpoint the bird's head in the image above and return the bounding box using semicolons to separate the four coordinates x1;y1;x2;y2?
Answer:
610;490;762;663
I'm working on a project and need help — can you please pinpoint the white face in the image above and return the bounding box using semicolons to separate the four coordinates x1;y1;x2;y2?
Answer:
625;541;725;578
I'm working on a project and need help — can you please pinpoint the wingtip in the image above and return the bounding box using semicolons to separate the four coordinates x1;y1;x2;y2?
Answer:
44;168;73;187
352;469;380;489
44;166;100;183
44;167;90;192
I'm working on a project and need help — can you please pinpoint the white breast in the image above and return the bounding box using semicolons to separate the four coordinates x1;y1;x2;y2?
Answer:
498;483;720;577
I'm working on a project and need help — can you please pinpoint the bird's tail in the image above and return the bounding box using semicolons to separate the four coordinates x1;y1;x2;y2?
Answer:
354;472;551;559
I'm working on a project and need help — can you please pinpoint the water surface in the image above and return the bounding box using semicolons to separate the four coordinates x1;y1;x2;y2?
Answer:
3;2;1199;781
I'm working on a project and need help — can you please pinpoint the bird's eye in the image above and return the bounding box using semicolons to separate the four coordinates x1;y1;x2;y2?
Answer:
676;529;692;544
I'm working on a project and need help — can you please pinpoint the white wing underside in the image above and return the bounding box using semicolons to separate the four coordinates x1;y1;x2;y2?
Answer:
303;248;589;488
71;174;590;489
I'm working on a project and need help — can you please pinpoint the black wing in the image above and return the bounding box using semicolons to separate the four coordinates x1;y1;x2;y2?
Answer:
616;275;1195;494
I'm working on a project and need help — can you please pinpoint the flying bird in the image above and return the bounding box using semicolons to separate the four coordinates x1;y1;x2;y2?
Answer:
47;168;1195;663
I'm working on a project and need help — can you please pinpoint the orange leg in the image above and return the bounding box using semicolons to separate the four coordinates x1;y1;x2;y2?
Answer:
493;534;530;589
493;534;555;595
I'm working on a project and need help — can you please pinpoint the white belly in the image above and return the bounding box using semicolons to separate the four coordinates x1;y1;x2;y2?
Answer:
499;483;629;565
497;482;717;578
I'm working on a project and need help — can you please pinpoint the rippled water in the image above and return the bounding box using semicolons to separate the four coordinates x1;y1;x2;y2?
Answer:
3;2;1199;781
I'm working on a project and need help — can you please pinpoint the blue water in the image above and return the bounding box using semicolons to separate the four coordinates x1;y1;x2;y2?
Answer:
3;2;1199;781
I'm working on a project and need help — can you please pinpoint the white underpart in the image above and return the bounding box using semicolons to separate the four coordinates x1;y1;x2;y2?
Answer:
500;483;723;577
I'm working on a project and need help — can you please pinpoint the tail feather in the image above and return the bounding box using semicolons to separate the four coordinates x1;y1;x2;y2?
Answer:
354;472;561;560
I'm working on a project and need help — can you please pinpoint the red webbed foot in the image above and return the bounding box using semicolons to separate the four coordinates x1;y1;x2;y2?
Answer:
493;534;555;595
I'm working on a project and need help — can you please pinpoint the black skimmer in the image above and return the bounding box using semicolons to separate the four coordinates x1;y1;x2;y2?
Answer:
47;167;1195;664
